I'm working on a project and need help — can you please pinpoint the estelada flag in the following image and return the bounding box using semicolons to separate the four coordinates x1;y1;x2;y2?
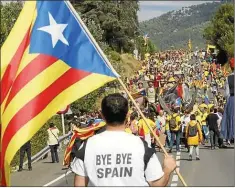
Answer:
63;121;106;166
0;1;119;186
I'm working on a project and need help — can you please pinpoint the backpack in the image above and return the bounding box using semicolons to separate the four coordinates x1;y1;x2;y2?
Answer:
169;118;177;130
188;124;198;137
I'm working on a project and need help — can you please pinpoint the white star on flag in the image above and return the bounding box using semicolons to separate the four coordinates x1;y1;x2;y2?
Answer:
38;12;69;48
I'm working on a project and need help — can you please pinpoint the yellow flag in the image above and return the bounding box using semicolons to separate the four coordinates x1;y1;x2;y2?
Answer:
188;39;192;51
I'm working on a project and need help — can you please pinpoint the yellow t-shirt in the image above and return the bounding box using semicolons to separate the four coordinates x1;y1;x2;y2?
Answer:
167;113;181;131
201;112;208;125
165;115;171;131
138;118;155;135
125;128;132;134
196;115;202;126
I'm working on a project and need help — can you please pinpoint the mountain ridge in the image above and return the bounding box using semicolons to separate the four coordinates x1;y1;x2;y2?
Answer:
139;2;222;50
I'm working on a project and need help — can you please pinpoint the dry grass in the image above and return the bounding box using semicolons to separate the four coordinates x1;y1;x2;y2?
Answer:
94;54;142;109
120;53;142;77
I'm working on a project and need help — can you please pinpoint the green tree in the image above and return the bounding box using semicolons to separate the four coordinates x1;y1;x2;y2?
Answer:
72;0;139;53
0;2;23;47
135;35;157;59
203;3;234;59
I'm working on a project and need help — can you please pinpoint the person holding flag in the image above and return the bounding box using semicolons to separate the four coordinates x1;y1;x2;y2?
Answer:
71;93;176;186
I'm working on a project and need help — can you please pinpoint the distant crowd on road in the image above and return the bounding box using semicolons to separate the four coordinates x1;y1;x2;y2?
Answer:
68;48;234;161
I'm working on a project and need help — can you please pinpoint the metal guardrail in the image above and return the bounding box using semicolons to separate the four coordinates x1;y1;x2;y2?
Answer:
22;132;72;166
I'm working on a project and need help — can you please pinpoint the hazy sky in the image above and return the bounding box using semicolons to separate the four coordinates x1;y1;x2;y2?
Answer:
2;1;216;22
138;1;215;22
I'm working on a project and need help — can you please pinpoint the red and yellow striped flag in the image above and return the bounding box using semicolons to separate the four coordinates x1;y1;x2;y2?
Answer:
63;122;106;166
0;1;118;186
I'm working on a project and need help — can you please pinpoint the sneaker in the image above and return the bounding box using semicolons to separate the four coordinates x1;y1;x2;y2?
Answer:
189;155;192;161
219;145;227;148
168;149;172;153
196;157;200;160
28;167;32;171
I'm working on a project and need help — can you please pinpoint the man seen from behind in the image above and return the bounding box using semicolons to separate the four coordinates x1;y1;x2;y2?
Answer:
71;93;176;186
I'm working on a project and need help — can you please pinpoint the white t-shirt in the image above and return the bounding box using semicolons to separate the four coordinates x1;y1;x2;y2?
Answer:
181;115;190;132
157;115;166;127
71;131;164;186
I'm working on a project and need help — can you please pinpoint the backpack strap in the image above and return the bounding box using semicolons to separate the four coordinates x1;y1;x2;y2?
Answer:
75;140;88;162
140;138;156;171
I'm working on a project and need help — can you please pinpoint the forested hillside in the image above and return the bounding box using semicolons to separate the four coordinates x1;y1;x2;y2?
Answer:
139;2;222;50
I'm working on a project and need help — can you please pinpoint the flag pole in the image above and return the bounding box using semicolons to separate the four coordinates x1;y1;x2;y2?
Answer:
61;113;65;136
65;1;187;186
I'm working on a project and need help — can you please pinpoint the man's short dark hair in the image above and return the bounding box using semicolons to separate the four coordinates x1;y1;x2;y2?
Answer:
101;93;128;125
190;114;196;120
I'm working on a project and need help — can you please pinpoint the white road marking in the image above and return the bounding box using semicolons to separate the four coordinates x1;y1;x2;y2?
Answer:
172;175;179;182
176;161;180;166
170;145;181;187
43;170;72;187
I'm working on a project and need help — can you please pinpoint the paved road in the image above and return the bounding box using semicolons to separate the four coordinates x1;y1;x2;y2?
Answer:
11;143;234;186
178;144;234;187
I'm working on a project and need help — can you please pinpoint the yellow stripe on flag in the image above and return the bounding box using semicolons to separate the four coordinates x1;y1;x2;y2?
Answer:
3;73;115;184
15;47;39;77
1;1;36;79
0;47;39;114
1;60;70;135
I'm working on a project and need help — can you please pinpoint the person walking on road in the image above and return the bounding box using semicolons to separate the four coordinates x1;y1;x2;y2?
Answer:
18;141;32;171
168;108;181;153
47;123;60;163
138;112;156;147
185;114;203;161
71;93;176;186
206;108;220;149
181;109;191;152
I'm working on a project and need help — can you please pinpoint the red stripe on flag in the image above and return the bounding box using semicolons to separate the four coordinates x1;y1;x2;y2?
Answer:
0;27;31;105
3;55;58;112
0;68;91;184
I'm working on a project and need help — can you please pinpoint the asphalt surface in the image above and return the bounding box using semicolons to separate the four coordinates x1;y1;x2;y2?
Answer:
11;143;234;186
178;144;234;187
